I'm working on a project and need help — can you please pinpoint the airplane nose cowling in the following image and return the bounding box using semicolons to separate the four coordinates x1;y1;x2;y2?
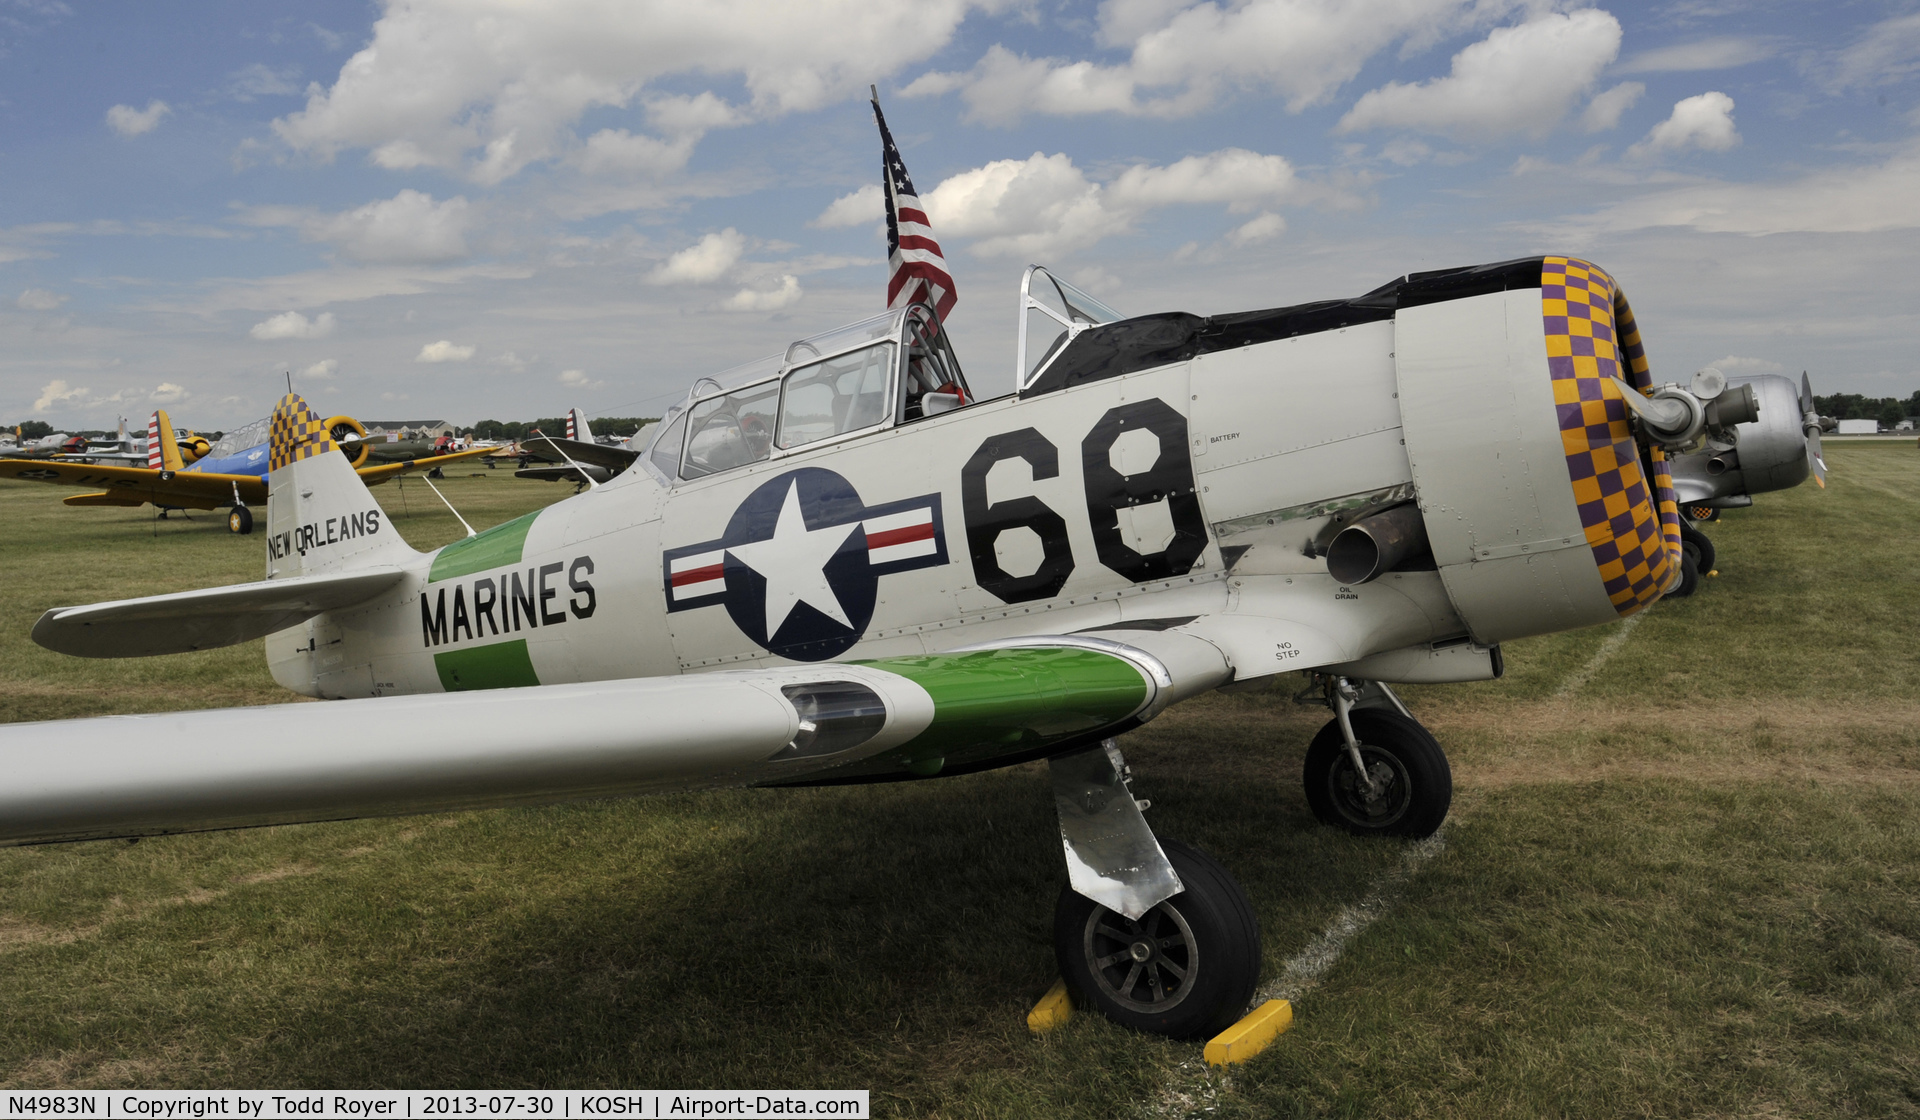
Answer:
1393;256;1683;646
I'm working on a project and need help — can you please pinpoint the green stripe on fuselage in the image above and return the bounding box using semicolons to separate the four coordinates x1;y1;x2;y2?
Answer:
434;638;541;691
429;510;541;583
839;647;1149;779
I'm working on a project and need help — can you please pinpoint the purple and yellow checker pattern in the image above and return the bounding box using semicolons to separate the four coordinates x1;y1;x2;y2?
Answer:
1542;256;1681;616
268;392;337;472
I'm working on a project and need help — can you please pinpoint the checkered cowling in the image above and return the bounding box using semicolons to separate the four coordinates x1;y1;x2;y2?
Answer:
268;392;337;472
1542;256;1682;615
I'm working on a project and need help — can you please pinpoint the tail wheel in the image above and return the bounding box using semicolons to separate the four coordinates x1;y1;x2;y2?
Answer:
1053;839;1261;1039
1304;708;1451;838
228;506;254;535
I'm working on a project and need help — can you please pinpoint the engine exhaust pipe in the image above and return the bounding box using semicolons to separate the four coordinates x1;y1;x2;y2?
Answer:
1326;503;1430;585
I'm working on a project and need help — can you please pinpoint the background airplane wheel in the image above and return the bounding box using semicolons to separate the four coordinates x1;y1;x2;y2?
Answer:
227;506;254;535
1679;522;1715;574
1053;839;1260;1040
1304;709;1451;839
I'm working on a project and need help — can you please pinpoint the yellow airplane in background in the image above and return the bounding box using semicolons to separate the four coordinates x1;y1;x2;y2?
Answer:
0;408;492;533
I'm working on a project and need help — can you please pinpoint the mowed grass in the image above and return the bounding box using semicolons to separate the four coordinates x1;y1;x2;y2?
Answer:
1;449;1917;1117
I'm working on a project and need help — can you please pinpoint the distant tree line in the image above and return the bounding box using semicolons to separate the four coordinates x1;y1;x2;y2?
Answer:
1813;392;1920;430
469;417;657;441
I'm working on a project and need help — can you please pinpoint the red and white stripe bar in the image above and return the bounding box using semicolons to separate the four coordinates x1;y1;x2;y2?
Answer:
667;548;726;603
863;506;937;565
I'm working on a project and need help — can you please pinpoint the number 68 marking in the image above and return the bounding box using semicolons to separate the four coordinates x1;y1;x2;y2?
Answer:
961;399;1209;604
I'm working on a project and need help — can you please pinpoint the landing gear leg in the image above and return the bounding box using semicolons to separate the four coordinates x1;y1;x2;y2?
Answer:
1301;675;1452;838
1048;740;1260;1039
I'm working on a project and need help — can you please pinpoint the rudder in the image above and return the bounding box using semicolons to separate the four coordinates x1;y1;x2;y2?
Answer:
266;393;418;579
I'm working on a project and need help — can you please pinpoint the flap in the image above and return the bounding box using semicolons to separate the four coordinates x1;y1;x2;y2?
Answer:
32;567;409;658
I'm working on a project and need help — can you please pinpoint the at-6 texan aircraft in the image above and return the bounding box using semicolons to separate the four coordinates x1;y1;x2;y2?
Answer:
0;407;493;533
0;255;1823;1039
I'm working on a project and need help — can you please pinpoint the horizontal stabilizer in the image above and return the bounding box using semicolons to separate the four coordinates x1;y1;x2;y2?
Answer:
520;435;640;473
32;567;408;658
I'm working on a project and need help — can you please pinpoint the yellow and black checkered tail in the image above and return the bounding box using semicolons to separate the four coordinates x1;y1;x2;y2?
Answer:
269;392;338;471
264;393;415;579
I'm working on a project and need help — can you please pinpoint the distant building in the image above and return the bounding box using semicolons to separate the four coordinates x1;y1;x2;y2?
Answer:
360;419;456;440
1837;419;1881;435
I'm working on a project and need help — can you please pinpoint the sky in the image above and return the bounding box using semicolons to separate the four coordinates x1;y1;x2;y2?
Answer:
3;0;1918;431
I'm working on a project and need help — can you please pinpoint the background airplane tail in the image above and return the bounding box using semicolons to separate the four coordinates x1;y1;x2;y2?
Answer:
146;410;184;470
566;408;592;441
265;392;418;579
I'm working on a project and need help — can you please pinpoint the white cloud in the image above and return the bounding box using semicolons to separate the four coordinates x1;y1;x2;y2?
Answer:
906;0;1514;125
922;147;1297;258
302;358;340;380
1709;355;1783;374
249;310;337;340
106;100;170;137
1617;36;1780;74
1553;142;1920;237
723;275;803;312
1629;92;1739;158
650;229;745;285
33;378;88;413
558;368;606;390
812;183;883;229
1338;10;1622;142
16;288;67;310
271;0;981;184
1815;12;1920;92
327;191;470;264
229;63;301;101
150;382;190;404
1581;81;1644;133
416;340;476;363
576;128;700;178
1229;212;1286;246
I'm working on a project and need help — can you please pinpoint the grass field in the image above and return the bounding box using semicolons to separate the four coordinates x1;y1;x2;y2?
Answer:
1;451;1916;1117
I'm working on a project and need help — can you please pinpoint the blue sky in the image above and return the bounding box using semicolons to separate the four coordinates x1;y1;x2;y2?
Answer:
4;0;1918;430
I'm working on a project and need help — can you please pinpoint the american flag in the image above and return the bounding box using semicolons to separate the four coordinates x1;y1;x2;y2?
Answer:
872;92;956;321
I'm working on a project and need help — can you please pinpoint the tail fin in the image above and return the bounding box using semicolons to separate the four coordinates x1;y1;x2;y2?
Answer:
265;393;418;579
567;408;592;442
146;410;183;471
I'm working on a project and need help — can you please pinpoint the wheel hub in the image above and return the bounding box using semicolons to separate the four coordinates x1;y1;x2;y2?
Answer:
1330;745;1412;829
1082;902;1198;1014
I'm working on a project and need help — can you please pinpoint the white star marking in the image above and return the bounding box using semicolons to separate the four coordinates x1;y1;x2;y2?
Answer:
726;480;859;634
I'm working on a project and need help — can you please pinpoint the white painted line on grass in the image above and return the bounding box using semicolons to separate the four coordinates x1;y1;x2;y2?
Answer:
1142;830;1450;1118
1553;609;1648;700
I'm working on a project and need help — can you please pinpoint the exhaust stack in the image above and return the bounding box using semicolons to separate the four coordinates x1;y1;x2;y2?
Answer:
1326;504;1430;585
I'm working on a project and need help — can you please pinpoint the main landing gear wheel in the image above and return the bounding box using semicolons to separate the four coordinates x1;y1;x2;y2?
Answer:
1665;548;1701;598
227;506;254;535
1304;708;1451;838
1053;839;1260;1039
1678;522;1715;574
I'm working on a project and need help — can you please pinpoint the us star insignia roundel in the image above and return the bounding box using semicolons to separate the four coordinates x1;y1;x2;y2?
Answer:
662;467;948;661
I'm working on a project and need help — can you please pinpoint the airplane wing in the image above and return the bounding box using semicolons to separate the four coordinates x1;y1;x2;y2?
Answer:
32;567;409;658
0;458;264;510
0;635;1229;846
520;435;641;473
355;444;496;484
515;463;608;484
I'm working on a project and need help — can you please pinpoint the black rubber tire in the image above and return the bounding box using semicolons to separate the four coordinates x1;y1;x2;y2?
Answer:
1053;839;1261;1040
1304;708;1452;839
1665;549;1700;598
1679;523;1715;574
227;506;254;535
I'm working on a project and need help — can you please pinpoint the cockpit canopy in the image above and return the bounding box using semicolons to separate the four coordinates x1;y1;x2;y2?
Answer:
640;269;1124;484
645;301;970;483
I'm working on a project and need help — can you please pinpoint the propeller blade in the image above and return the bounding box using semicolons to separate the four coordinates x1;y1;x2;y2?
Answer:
1800;371;1826;489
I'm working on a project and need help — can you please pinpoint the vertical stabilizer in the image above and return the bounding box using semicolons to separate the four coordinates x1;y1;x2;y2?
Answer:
265;393;417;579
567;408;592;442
146;410;183;471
